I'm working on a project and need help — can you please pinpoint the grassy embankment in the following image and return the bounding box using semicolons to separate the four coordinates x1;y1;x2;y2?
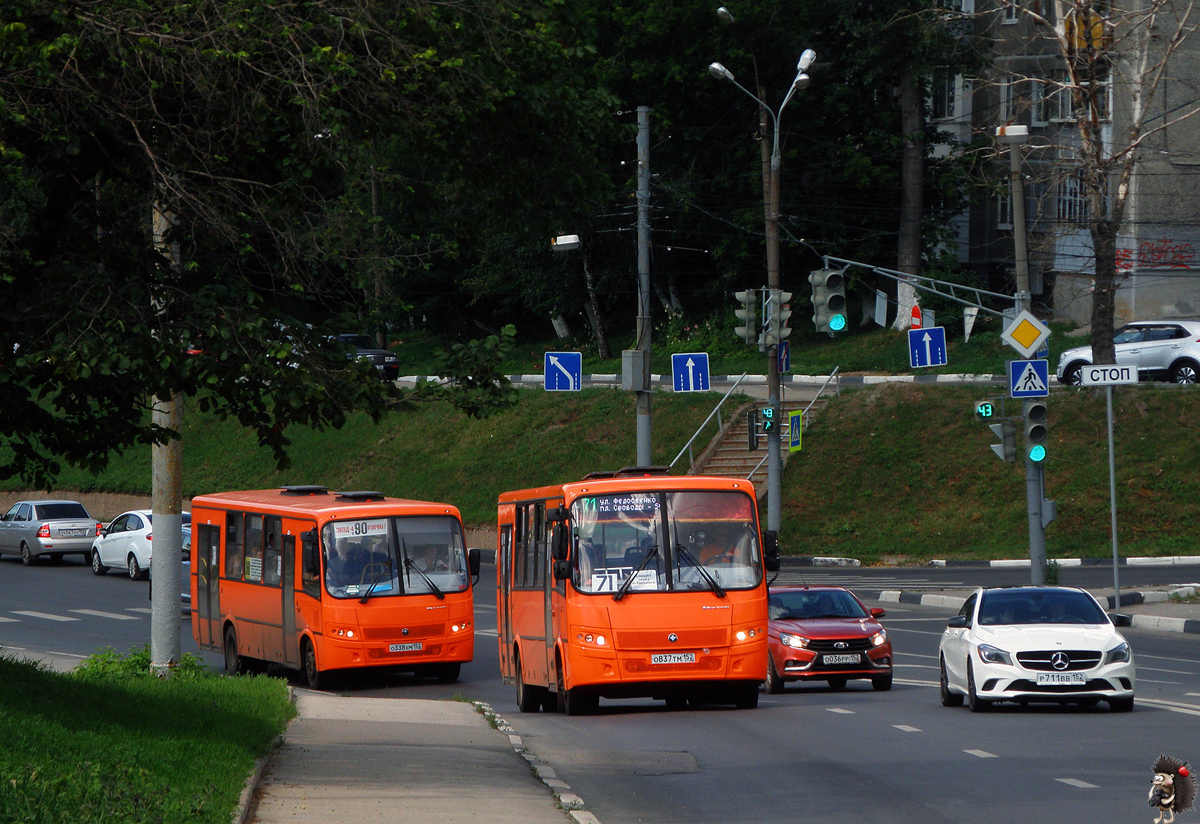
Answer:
0;651;293;824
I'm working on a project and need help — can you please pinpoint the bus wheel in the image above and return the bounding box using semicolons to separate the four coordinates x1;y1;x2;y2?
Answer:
514;651;542;713
224;627;246;676
302;639;325;690
556;658;595;716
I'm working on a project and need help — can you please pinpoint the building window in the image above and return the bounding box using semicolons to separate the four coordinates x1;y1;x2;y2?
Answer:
998;187;1013;229
998;77;1015;123
1057;169;1090;225
932;76;958;121
1002;0;1019;23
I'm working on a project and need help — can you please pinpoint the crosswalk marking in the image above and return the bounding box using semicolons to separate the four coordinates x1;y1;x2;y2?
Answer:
12;611;78;622
826;708;855;714
1056;778;1098;789
893;724;921;732
71;609;140;621
965;749;997;758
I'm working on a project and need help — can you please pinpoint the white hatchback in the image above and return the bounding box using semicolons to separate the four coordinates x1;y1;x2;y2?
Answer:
939;586;1135;713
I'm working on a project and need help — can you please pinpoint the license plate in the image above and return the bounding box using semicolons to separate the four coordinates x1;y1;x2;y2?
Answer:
60;529;88;538
822;653;860;665
388;642;423;653
651;652;695;665
1036;672;1086;685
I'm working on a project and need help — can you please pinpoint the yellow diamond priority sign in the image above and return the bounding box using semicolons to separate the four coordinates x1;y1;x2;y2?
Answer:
1001;309;1051;358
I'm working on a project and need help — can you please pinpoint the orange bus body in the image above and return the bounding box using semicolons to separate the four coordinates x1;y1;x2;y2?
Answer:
190;487;476;689
497;471;769;714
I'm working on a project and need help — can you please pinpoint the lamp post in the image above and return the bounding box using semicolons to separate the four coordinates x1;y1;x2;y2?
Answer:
709;50;814;534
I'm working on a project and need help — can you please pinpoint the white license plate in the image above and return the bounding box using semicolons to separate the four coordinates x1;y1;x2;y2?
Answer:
60;529;88;538
388;642;423;653
651;652;696;665
822;653;860;665
1036;672;1086;685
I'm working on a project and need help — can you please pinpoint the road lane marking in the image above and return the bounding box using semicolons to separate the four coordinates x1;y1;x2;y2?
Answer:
1138;697;1200;716
0;616;18;623
1056;778;1098;789
71;609;139;621
12;611;78;622
1137;678;1182;685
827;708;855;714
127;608;153;614
894;724;921;732
965;749;997;758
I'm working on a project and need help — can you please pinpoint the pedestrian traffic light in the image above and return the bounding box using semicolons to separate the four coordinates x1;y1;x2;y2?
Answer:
734;289;758;345
975;399;997;422
761;404;777;434
764;289;794;345
808;268;847;332
747;408;760;451
989;420;1017;463
1024;399;1048;463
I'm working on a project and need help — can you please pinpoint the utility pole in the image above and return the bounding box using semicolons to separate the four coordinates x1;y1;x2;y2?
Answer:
635;106;653;467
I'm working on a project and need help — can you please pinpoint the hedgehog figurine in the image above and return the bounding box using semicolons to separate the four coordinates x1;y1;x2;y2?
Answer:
1150;754;1196;824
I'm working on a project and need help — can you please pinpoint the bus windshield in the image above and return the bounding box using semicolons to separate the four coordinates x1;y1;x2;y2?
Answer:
570;490;761;595
322;515;468;599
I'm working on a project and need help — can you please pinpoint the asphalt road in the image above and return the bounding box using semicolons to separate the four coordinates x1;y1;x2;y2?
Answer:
4;556;1199;824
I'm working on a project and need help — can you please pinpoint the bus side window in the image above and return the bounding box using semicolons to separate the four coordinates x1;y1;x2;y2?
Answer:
224;513;244;580
245;514;264;583
301;529;321;598
262;516;283;587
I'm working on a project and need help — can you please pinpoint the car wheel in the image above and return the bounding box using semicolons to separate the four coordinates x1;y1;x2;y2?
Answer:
1109;695;1135;713
127;554;144;580
302;637;325;689
515;650;543;713
967;660;990;713
764;654;784;694
20;543;36;566
827;676;848;690
1062;363;1085;386
1171;360;1200;384
91;549;107;576
872;673;893;691
224;626;247;676
940;657;963;707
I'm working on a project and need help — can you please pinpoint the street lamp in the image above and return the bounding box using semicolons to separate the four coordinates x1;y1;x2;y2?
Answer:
709;48;815;535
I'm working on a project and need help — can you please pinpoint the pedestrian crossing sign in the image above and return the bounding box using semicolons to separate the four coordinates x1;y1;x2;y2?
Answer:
1008;359;1050;398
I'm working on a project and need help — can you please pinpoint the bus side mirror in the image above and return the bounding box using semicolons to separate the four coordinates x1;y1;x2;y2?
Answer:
467;547;482;579
553;559;571;580
550;524;569;561
763;530;780;572
546;506;567;522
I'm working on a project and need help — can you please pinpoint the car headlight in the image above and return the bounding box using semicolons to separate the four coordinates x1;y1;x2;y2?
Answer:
779;632;809;649
976;644;1012;666
1105;641;1130;664
870;629;887;647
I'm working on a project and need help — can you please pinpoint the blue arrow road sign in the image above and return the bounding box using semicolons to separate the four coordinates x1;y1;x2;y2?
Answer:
908;326;948;368
672;353;711;392
778;340;791;374
1009;359;1050;398
544;351;582;391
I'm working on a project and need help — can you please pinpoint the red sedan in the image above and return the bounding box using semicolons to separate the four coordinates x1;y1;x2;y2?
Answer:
764;585;893;693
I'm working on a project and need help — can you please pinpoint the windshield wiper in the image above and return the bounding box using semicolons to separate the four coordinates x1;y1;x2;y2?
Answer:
613;544;659;602
359;562;392;604
404;558;445;600
674;545;726;598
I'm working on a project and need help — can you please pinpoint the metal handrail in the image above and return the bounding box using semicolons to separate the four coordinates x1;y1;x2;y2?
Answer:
670;372;750;470
747;366;840;482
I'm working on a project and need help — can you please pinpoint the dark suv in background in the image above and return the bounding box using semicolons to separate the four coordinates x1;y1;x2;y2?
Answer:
337;333;400;381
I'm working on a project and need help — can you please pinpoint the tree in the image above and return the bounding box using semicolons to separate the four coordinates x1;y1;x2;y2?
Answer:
999;0;1200;361
0;0;586;485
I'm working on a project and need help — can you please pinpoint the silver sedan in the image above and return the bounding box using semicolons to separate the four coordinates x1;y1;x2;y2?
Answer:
0;499;101;565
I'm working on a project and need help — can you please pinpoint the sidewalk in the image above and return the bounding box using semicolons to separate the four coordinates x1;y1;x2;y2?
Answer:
242;691;588;824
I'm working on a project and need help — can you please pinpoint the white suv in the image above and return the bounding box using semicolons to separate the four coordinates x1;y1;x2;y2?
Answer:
1056;319;1200;385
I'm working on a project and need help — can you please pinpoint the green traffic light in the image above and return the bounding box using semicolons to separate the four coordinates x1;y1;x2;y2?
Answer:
829;314;847;332
1029;444;1046;462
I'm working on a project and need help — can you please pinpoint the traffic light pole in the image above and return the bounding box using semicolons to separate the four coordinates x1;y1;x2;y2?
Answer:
764;112;783;534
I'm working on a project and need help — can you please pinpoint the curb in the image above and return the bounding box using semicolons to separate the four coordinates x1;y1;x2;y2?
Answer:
927;555;1200;567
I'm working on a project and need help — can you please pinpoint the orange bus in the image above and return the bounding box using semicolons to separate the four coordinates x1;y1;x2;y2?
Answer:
190;486;480;689
497;467;778;714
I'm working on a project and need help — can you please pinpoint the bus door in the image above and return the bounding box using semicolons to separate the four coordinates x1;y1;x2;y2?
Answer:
536;502;554;681
280;520;300;668
498;521;514;681
195;523;221;647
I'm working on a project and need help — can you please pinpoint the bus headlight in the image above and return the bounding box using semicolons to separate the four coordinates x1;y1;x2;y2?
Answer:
330;626;359;639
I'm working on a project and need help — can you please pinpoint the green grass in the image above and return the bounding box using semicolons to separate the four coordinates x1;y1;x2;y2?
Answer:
0;649;293;824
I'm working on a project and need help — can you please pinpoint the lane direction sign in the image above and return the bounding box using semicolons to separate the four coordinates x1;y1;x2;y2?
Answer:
672;352;711;392
908;326;948;368
1008;359;1050;398
544;351;582;391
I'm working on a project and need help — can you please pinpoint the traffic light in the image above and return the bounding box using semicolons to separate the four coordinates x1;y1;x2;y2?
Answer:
747;408;760;450
975;399;997;422
989;420;1017;463
764;289;794;345
808;268;847;332
734;289;758;345
761;404;777;434
1024;400;1048;463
